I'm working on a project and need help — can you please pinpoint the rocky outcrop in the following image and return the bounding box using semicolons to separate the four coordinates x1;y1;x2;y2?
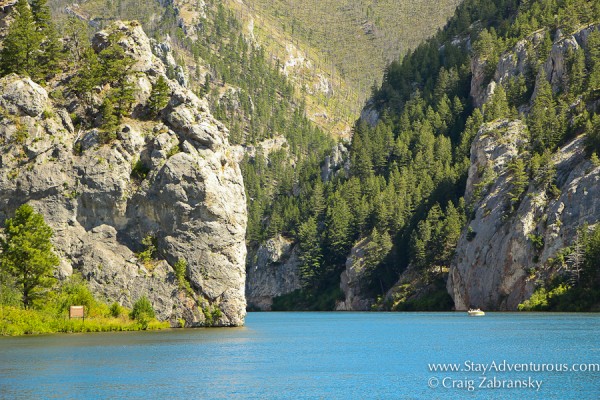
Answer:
0;74;49;117
448;119;600;310
360;100;380;127
463;119;529;204
335;238;374;311
321;142;350;182
0;21;246;326
472;24;600;108
151;37;188;88
537;24;599;96
451;23;600;311
246;235;301;310
470;56;491;109
0;1;16;38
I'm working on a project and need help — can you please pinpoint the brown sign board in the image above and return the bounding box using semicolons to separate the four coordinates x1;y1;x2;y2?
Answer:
69;306;85;319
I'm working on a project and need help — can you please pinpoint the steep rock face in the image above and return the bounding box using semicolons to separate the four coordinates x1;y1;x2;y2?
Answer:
335;238;374;311
360;100;380;127
451;23;600;311
471;31;542;108
321;142;350;182
470;56;492;109
494;36;533;87
537;24;599;95
245;235;301;310
448;121;600;310
472;24;600;108
0;1;16;38
0;21;247;326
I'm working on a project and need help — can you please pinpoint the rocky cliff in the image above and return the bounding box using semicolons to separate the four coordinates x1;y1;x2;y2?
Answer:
0;21;247;326
245;235;301;310
448;119;600;310
448;23;600;310
334;238;374;311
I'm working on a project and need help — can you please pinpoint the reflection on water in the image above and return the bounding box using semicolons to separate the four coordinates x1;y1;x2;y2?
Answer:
1;313;599;399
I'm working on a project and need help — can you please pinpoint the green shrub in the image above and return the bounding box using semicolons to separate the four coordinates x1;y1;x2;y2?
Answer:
52;274;95;312
166;145;180;158
202;304;222;327
0;273;21;307
130;296;155;329
528;233;545;252
109;302;126;318
173;258;193;295
137;235;157;266
518;283;570;311
131;159;150;180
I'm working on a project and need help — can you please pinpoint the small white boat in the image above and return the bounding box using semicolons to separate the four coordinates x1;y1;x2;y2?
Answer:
468;309;485;316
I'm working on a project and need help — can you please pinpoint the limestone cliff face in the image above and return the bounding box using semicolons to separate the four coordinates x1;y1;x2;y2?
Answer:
471;24;599;109
245;235;301;310
448;121;600;310
321;142;350;183
448;23;600;311
539;25;598;95
335;238;374;311
0;22;247;326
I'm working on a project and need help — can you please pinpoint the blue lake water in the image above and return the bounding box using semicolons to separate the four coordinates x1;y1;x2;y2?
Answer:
1;312;599;399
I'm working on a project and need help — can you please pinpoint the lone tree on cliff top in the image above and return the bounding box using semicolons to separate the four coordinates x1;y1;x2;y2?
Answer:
0;204;59;308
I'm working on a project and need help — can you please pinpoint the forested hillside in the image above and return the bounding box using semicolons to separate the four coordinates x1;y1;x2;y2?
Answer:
267;0;600;311
240;0;462;109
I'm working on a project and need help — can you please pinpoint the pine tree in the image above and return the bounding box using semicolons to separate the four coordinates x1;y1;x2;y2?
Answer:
584;114;600;155
363;228;393;277
30;0;50;27
70;47;101;105
588;30;600;92
0;0;43;78
201;73;211;96
506;75;529;108
325;193;353;265
568;47;586;97
567;230;584;285
38;23;62;76
148;75;170;118
411;219;432;270
100;97;119;141
457;108;484;161
266;210;283;239
100;39;135;121
508;158;528;210
63;16;90;64
441;201;462;268
528;71;559;152
31;0;62;77
583;224;600;285
484;84;510;122
298;217;322;288
311;179;325;219
106;79;135;122
0;204;59;308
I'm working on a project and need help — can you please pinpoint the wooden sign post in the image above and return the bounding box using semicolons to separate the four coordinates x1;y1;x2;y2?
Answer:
69;306;85;321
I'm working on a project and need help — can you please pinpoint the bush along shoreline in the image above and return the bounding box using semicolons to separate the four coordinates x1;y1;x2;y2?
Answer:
0;275;170;336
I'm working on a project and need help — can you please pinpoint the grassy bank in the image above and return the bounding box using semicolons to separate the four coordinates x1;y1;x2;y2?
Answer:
0;306;169;336
0;274;170;336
